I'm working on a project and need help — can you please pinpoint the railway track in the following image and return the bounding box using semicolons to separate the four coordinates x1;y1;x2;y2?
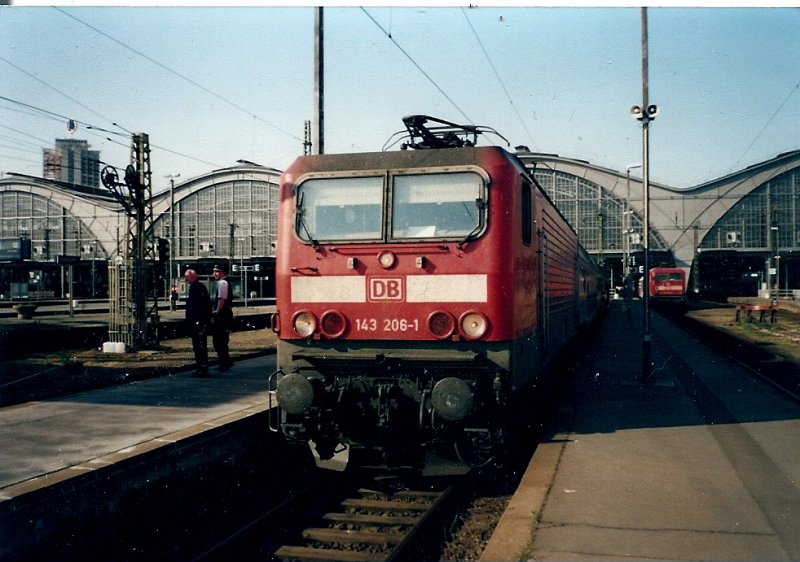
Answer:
671;308;800;403
274;485;453;562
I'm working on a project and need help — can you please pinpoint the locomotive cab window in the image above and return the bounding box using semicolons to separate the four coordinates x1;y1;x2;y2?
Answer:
295;176;384;242
391;172;485;240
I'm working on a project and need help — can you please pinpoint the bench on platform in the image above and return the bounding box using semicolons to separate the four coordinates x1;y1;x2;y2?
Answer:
735;303;778;323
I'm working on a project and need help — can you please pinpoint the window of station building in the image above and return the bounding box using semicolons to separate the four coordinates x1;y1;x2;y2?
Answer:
168;179;278;258
0;191;98;258
743;203;767;248
701;169;800;251
534;168;666;253
214;184;233;215
196;211;215;250
234;182;250;211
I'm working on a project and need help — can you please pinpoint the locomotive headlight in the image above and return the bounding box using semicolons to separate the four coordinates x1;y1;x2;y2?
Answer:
276;373;314;414
432;377;474;421
320;310;347;338
377;251;396;269
459;311;489;340
428;310;456;339
292;311;317;337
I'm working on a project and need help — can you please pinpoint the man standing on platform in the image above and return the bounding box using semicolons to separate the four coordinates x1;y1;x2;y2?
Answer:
184;269;211;377
211;264;234;371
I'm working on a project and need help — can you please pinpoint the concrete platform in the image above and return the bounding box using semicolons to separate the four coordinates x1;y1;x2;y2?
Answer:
482;301;800;561
0;353;276;492
0;353;280;560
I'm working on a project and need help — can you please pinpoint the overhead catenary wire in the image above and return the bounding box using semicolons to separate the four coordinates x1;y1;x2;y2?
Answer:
0;94;80;127
0;154;40;165
733;80;800;170
53;7;302;144
0;138;41;152
0;98;63;121
360;7;473;126
0;95;223;175
0;143;41;155
0;123;56;146
460;8;537;151
0;95;131;173
0;56;124;132
151;143;224;170
0;95;128;162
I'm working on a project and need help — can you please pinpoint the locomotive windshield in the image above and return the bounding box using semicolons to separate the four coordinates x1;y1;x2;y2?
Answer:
295;171;485;243
296;176;384;241
392;173;483;239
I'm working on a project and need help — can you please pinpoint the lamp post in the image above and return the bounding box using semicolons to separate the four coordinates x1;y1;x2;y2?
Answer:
91;240;97;297
239;237;245;305
623;163;642;280
165;173;180;296
630;7;657;384
770;208;779;303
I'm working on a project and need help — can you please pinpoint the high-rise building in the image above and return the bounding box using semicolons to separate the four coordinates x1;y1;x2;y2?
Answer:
43;139;100;188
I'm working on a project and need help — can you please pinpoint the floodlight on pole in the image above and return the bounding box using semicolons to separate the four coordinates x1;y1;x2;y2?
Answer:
165;173;181;296
630;7;657;384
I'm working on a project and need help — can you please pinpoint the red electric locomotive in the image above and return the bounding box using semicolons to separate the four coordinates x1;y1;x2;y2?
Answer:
648;267;687;311
271;116;605;470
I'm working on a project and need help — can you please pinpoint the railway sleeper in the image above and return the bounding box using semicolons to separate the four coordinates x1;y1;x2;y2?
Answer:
341;498;431;511
275;487;452;562
322;512;419;526
302;527;406;545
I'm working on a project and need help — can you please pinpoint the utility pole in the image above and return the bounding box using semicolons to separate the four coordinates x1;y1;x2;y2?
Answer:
166;173;180;297
630;8;658;384
770;207;779;303
229;223;236;276
313;7;324;155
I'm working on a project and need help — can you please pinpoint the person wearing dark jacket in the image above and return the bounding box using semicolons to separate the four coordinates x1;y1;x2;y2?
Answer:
184;269;212;377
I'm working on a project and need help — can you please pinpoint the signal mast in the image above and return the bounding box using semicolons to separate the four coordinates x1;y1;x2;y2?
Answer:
101;132;161;350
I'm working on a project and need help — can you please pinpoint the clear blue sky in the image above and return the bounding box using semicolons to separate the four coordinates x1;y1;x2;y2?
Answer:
1;5;797;192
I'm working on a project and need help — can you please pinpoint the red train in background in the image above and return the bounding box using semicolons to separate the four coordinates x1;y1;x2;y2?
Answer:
271;116;606;471
648;267;687;311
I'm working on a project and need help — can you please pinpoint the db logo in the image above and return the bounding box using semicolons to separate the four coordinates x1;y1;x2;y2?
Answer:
369;277;404;301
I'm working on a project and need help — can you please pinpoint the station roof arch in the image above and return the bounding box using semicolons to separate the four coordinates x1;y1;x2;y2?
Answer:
0;173;124;260
516;149;800;272
0;163;282;263
3;150;799;279
148;163;282;263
